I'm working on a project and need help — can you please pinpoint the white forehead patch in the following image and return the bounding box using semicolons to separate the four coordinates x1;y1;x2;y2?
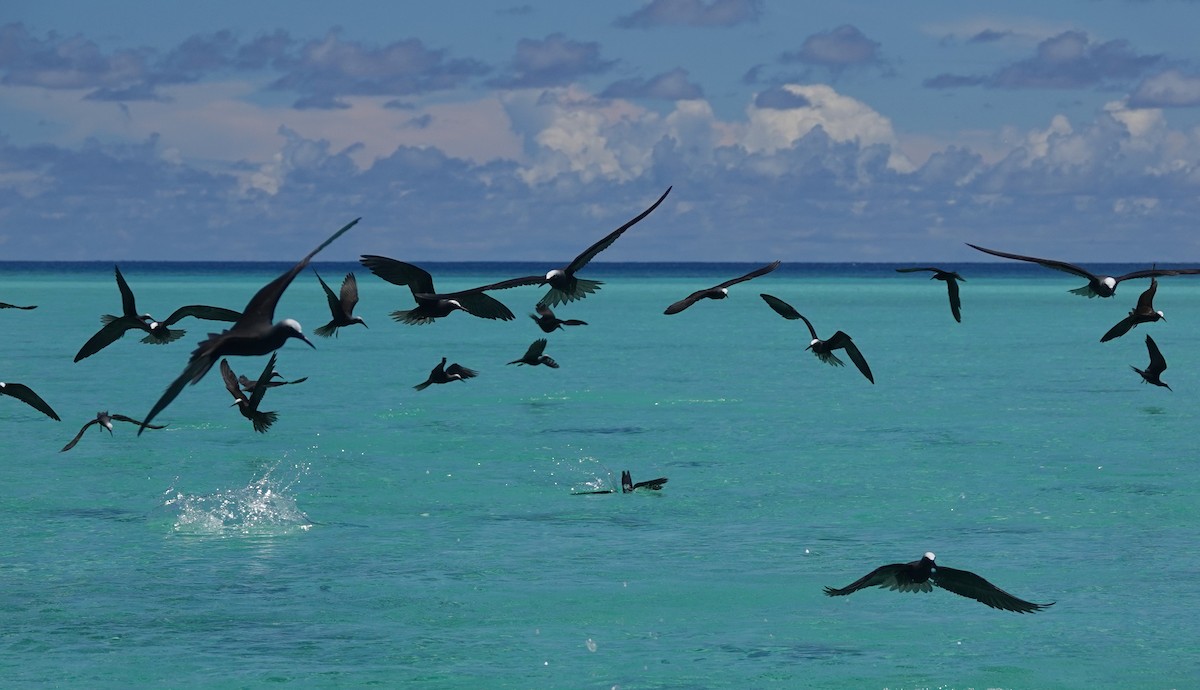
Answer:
924;552;936;561
282;318;303;332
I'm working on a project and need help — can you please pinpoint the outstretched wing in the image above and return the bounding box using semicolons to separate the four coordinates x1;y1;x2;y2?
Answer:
110;413;166;430
760;293;819;340
74;316;144;362
446;363;478;379
1;382;60;421
1145;334;1168;375
823;563;927;596
161;304;242;326
932;565;1053;613
358;255;436;295
713;261;781;290
220;359;247;403
114;265;138;317
60;419;100;452
445;289;517;321
314;269;342;315
827;331;874;384
663;290;708;315
1133;278;1157;315
247;354;278;410
946;278;962;323
339;272;360;313
565;187;672;273
965;244;1095;281
895;267;941;274
0;302;36;309
526;338;549;359
1100;315;1136;343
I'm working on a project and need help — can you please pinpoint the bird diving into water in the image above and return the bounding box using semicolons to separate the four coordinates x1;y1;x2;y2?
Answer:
138;218;359;434
221;355;280;433
760;293;874;383
530;303;587;333
895;267;965;322
1132;334;1171;390
572;470;669;495
75;265;242;362
508;338;559;368
61;411;164;452
965;243;1200;298
664;261;781;315
0;381;59;420
1101;277;1163;343
414;357;478;391
358;256;533;325
824;552;1053;613
313;270;367;337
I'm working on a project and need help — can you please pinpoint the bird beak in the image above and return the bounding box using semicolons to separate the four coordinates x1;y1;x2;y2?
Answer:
299;334;316;349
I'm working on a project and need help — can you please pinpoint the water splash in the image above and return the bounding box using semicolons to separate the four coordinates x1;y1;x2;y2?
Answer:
163;460;313;536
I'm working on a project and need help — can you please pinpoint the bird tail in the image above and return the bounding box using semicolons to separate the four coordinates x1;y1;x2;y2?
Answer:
1068;285;1100;298
391;309;433;325
314;322;338;338
813;351;845;368
141;328;185;344
413;380;433;391
541;279;603;307
543;356;560;369
99;314;120;325
250;410;278;433
562;319;588;326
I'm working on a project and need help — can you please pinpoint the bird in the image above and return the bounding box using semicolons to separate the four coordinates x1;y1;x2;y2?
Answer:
1132;334;1171;390
823;552;1053;614
138;218;359;434
0;302;36;310
530;303;588;332
508;338;559;368
664;261;781;315
414;357;478;391
74;265;242;362
760;293;874;383
359;256;534;324
313;270;367;337
895;267;965;322
572;470;669;495
221;355;279;433
0;381;60;420
60;411;165;452
238;371;307;393
965;243;1200;298
1101;277;1163;342
509;187;673;307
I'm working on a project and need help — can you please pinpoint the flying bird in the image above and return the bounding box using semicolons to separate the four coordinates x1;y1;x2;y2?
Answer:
1132;334;1171;390
238;371;307;393
61;411;164;452
0;302;36;310
508;338;559;368
0;381;60;420
664;261;781;315
313;270;366;337
965;243;1200;298
221;355;279;433
895;267;965;322
530;303;588;332
1101;277;1163;342
824;552;1053;614
74;265;242;362
760;293;874;383
414;357;478;391
572;470;669;495
138;218;359;434
359;256;533;324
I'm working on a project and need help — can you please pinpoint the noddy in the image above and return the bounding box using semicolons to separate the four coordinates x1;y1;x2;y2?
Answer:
530;303;588;332
0;381;60;420
238;371;308;393
313;270;367;337
0;302;36;310
74;265;242;362
1101;277;1163;342
414;357;478;391
508;338;559;368
138;218;359;434
966;243;1200;298
1132;334;1171;390
571;470;669;495
895;267;965;322
359;256;533;324
221;355;279;433
824;552;1053;614
760;293;874;383
664;261;781;315
61;411;165;452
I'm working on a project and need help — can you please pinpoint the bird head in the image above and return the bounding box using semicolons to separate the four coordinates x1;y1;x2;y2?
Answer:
809;338;820;349
1157;310;1166;321
353;316;368;328
281;318;315;348
545;269;564;282
1103;276;1117;290
924;552;936;562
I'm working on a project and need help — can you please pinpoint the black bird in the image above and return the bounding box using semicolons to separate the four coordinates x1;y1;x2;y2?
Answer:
414;357;478;391
966;243;1200;298
0;381;59;420
74;265;242;362
359;256;533;324
1101;277;1163;342
572;470;669;495
508;338;559;368
824;552;1053;614
510;187;673;307
238;371;308;393
664;261;781;315
221;355;279;433
760;293;874;383
0;302;36;310
1132;334;1171;390
530;303;588;332
313;270;367;337
138;218;359;434
895;267;965;322
61;411;164;452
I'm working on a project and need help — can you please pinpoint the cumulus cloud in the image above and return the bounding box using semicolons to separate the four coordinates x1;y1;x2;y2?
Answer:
600;68;703;100
614;0;762;28
781;25;884;72
1129;70;1200;108
489;33;614;89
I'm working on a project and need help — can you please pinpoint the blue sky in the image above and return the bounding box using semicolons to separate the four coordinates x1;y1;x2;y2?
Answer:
5;0;1200;262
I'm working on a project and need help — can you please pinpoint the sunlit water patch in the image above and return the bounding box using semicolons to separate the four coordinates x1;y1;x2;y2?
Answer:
163;459;313;536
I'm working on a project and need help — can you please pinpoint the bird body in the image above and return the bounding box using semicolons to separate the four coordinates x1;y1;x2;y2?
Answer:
760;293;874;383
1132;334;1171;390
571;470;669;495
222;355;279;433
1101;278;1163;342
530;303;588;332
895;267;965;322
966;243;1200;298
414;357;479;390
665;261;780;315
359;256;533;324
508;338;559;368
0;381;60;420
314;270;367;337
61;411;164;452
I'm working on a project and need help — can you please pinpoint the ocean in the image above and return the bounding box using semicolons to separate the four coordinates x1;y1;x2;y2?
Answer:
1;261;1197;689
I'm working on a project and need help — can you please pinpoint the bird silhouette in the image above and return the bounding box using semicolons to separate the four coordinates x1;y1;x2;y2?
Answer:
238;371;307;393
1132;334;1171;390
895;267;965;322
359;256;533;324
414;357;478;391
665;261;781;315
572;470;669;495
313;270;367;337
966;243;1200;298
61;411;164;452
221;355;279;433
0;381;59;420
0;302;36;310
530;303;588;332
1101;278;1163;342
508;338;559;368
760;293;874;383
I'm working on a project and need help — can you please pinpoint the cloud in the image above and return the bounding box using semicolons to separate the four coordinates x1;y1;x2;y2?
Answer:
614;0;762;28
600;68;703;100
753;86;811;110
1129;70;1200;108
0;22;158;96
488;33;615;88
781;25;884;72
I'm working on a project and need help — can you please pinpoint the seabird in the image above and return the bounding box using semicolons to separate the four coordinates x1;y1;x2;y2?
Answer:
74;265;242;362
508;338;559;368
0;302;36;310
530;303;588;332
571;470;669;494
414;357;478;391
0;381;60;420
221;355;279;433
824;552;1053;613
238;371;307;393
895;267;965;322
1132;334;1171;390
359;256;533;324
138;218;359;433
966;243;1200;298
1101;277;1163;342
760;293;874;383
313;270;367;337
60;411;164;452
664;261;781;315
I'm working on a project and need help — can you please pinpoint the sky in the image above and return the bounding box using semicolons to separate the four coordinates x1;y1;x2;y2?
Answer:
5;0;1200;262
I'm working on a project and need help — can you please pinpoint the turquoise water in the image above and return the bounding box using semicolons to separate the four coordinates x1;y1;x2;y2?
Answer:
2;261;1198;689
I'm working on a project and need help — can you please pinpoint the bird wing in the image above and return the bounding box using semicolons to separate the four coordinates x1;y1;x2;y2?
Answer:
1;382;60;420
1145;334;1168;374
109;413;166;429
663;290;707;315
446;363;478;379
932;565;1053;613
535;302;555;318
1100;315;1136;343
445;289;517;320
313;269;342;315
527;339;549;358
946;278;962;323
759;293;820;340
247;354;278;409
895;267;941;274
965;244;1095;281
161;304;242;326
565;187;672;274
823;563;915;596
139;356;210;434
827;331;874;383
114;265;139;317
1133;278;1157;315
714;261;782;290
631;477;668;490
0;302;37;309
74;316;144;362
339;272;360;313
1115;267;1200;282
60;419;100;452
358;255;436;295
220;359;248;403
